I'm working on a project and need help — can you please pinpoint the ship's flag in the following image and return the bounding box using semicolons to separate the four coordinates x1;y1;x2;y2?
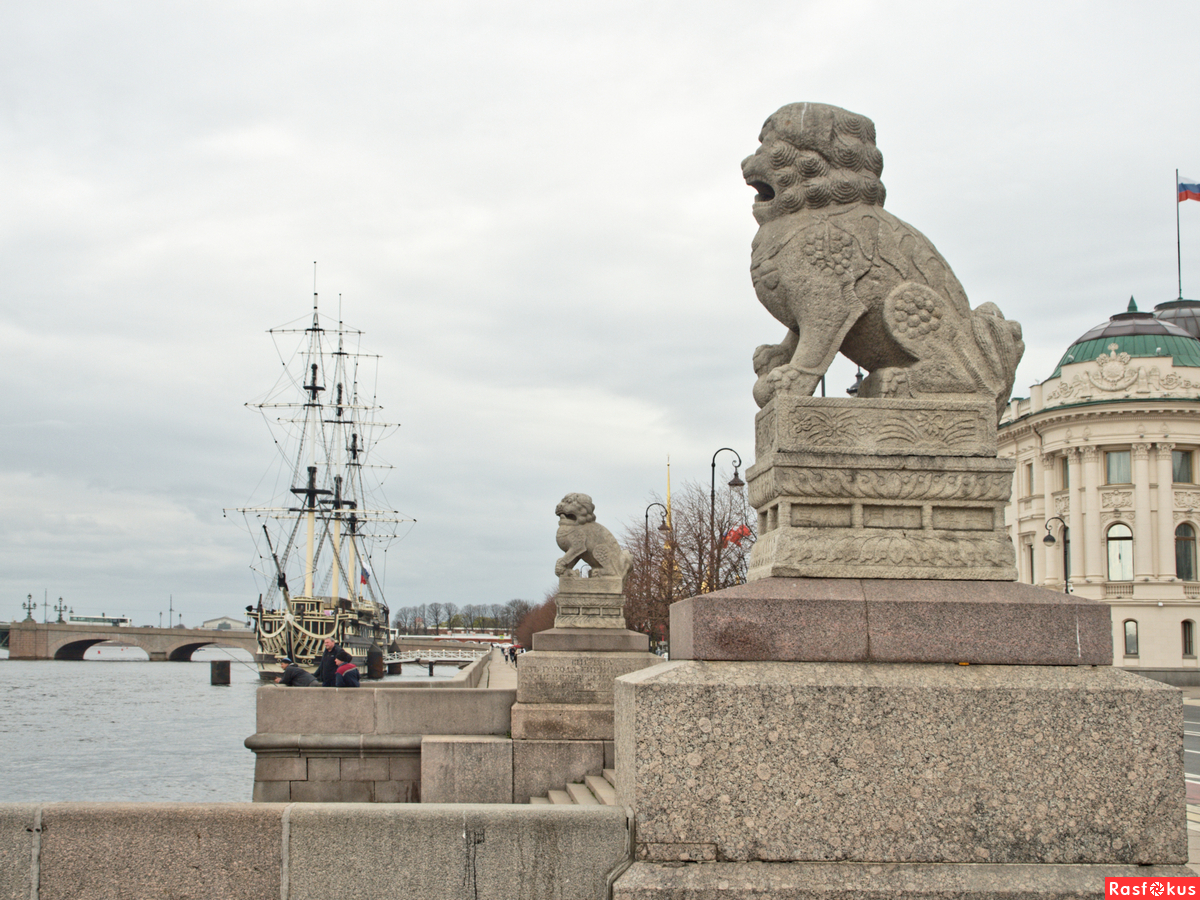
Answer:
360;562;372;584
1180;175;1200;203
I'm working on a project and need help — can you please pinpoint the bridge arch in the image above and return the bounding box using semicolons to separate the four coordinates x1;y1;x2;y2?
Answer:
54;638;115;660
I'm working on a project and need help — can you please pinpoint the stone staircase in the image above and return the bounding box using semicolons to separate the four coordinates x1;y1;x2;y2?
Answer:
529;769;618;806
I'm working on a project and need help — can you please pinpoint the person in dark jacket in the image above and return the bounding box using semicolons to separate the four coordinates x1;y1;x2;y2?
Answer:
317;637;341;687
275;656;318;687
334;649;360;687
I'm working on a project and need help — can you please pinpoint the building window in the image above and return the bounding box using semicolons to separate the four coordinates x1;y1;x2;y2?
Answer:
1107;523;1133;581
1027;543;1035;584
1174;450;1194;484
1124;619;1139;656
1177;524;1198;581
1024;462;1034;496
1184;620;1196;658
1061;456;1070;489
1106;450;1131;484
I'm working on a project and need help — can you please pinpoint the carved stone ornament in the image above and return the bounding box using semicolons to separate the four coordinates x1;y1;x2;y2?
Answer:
1054;494;1070;516
742;103;1024;418
1100;491;1133;509
1100;511;1134;528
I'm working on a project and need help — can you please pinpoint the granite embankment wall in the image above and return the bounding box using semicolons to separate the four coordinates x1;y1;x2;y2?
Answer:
0;802;630;900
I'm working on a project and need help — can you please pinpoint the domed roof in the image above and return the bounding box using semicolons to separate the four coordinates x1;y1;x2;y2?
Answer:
1154;298;1200;338
1048;297;1200;379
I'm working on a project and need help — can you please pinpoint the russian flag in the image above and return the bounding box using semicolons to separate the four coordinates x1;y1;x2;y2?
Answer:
360;562;371;584
1180;174;1200;203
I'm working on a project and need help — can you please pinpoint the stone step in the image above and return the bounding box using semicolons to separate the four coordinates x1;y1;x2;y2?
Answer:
603;768;617;784
547;790;574;805
566;782;599;805
585;774;617;806
529;796;551;805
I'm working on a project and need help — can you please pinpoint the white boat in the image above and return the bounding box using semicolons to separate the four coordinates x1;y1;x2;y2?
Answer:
231;287;413;680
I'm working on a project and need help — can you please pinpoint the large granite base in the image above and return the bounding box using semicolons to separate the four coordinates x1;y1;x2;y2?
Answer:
670;577;1112;665
614;861;1198;898
614;661;1184;865
517;649;661;705
511;702;615;741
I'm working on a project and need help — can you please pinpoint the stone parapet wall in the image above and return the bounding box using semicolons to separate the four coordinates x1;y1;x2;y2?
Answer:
246;685;517;802
0;802;630;900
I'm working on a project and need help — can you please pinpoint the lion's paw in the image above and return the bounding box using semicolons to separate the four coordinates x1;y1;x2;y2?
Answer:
864;367;911;399
753;363;820;407
753;342;792;377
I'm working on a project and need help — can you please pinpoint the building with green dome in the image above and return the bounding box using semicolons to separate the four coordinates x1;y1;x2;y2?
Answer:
1000;299;1200;683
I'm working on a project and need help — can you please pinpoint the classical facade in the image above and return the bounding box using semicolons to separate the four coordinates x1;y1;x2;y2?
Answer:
1000;298;1200;683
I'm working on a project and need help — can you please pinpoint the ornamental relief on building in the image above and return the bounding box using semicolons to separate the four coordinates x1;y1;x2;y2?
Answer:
1100;511;1134;527
1176;511;1199;525
1176;491;1200;509
1043;343;1200;404
1053;494;1069;516
1100;491;1133;509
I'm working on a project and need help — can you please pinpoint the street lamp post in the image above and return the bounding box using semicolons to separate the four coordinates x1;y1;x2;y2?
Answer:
22;594;36;621
1042;516;1070;593
709;448;745;594
54;597;67;623
643;502;671;645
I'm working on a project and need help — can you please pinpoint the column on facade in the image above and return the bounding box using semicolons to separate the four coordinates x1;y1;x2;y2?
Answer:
1082;446;1101;582
1157;442;1176;579
1067;448;1084;587
1132;442;1153;581
1040;453;1061;587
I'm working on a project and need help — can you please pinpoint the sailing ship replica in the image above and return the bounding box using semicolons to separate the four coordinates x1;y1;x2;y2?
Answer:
234;291;411;680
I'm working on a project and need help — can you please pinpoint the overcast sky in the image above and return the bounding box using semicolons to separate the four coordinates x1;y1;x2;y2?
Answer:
3;1;1198;626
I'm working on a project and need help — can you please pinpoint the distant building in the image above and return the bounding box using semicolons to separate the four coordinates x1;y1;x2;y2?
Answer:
202;616;252;631
999;298;1200;684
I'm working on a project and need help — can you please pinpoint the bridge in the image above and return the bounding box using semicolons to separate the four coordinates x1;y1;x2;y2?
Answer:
2;620;257;662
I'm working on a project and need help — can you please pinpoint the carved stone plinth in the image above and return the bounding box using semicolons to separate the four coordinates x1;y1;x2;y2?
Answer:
747;396;1017;581
553;575;628;628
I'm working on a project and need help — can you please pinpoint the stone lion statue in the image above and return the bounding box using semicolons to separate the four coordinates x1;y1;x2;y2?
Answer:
554;493;633;579
742;102;1024;418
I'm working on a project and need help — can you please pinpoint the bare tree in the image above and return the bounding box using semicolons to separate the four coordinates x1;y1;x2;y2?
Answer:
620;475;755;648
427;602;444;635
443;602;459;632
505;598;533;635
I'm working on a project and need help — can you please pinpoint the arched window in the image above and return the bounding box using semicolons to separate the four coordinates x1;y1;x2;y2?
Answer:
1124;619;1139;656
1177;524;1197;582
1107;523;1133;582
1184;620;1196;658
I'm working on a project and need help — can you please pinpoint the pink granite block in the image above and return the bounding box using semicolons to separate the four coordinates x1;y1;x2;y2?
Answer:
861;579;1113;665
670;579;868;661
672;577;1112;665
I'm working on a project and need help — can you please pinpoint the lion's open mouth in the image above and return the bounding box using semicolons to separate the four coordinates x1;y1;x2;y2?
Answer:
749;180;775;202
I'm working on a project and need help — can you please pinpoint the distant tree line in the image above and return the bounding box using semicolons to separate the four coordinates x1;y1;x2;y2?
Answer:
392;599;533;636
513;473;755;651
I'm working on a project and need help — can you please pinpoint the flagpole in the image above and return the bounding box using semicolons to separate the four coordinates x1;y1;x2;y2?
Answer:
1178;168;1184;301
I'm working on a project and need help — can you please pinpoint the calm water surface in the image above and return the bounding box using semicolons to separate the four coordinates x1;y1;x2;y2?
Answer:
0;645;460;802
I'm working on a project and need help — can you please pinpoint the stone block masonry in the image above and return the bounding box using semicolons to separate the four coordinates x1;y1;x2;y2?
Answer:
0;803;630;900
615;660;1185;866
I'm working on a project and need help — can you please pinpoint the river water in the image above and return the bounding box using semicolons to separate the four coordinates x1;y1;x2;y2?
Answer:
0;645;460;803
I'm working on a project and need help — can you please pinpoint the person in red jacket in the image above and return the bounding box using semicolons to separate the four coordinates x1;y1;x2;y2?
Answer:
334;649;360;687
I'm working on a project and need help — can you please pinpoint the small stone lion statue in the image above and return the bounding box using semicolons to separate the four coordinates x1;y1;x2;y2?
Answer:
742;102;1024;418
554;493;633;580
